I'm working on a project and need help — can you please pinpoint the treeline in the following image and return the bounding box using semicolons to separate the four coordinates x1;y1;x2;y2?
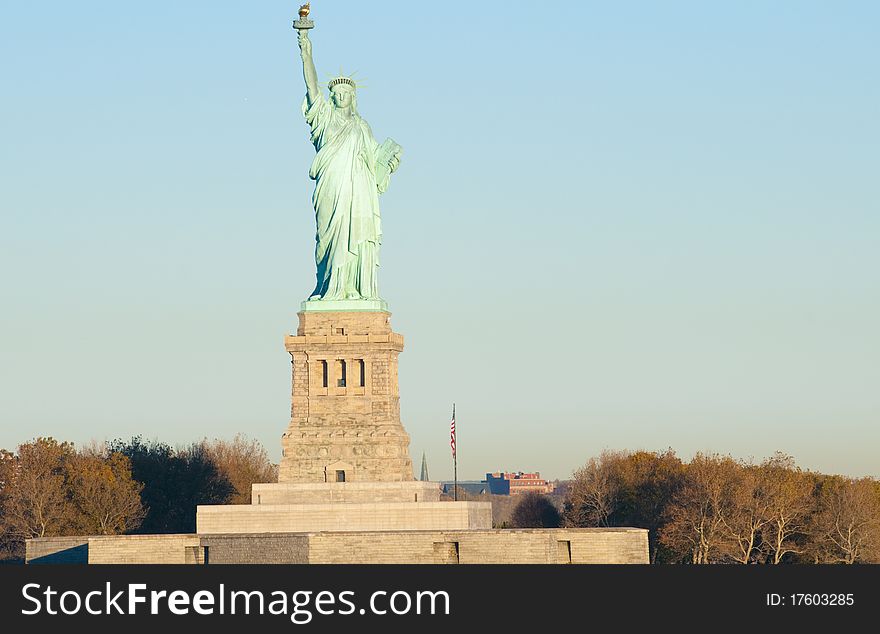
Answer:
0;435;277;561
5;439;877;565
563;450;880;564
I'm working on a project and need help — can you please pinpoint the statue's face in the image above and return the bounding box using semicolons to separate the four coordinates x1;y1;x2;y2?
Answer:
331;86;354;109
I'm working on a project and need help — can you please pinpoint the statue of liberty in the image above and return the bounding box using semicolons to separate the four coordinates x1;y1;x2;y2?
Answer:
295;12;402;307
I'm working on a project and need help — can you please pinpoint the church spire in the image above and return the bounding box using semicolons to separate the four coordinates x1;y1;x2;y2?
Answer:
419;451;429;481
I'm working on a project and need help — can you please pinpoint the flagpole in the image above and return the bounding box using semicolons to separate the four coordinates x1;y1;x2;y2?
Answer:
453;403;457;502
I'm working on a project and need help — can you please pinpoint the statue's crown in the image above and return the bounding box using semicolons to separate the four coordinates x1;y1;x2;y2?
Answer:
328;76;356;90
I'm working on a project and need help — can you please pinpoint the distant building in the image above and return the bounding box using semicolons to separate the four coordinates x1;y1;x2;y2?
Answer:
486;472;555;496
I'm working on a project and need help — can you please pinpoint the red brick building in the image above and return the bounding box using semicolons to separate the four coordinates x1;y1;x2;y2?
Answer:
486;471;555;496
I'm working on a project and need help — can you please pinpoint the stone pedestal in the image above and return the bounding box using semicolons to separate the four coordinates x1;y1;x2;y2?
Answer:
279;311;413;483
257;309;493;534
252;481;441;505
196;501;492;534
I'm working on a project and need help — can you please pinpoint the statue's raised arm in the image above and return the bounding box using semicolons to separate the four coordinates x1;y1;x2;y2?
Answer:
297;30;319;107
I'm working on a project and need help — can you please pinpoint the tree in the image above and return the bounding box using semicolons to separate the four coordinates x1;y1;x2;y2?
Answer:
610;449;686;563
564;449;686;562
173;443;237;530
565;451;621;528
0;438;74;540
718;464;772;564
0;449;20;559
758;453;813;564
810;476;880;564
108;437;234;533
511;493;562;528
0;449;14;511
0;439;148;556
65;451;145;535
200;434;278;504
659;453;738;564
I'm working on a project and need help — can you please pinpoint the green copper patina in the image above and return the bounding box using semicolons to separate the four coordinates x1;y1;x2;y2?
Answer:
295;17;402;312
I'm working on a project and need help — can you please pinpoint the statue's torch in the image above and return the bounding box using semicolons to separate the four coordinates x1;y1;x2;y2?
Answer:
293;3;314;30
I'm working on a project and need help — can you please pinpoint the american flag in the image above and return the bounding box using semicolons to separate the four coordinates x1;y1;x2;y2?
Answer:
450;404;456;460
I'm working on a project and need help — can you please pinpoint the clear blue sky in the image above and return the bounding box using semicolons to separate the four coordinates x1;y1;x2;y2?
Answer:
1;1;878;480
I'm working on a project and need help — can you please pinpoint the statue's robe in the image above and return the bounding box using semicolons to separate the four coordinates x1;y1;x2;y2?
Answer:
303;94;384;300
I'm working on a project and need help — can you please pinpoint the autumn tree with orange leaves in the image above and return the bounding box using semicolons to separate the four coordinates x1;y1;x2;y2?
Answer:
0;438;145;558
566;449;880;564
